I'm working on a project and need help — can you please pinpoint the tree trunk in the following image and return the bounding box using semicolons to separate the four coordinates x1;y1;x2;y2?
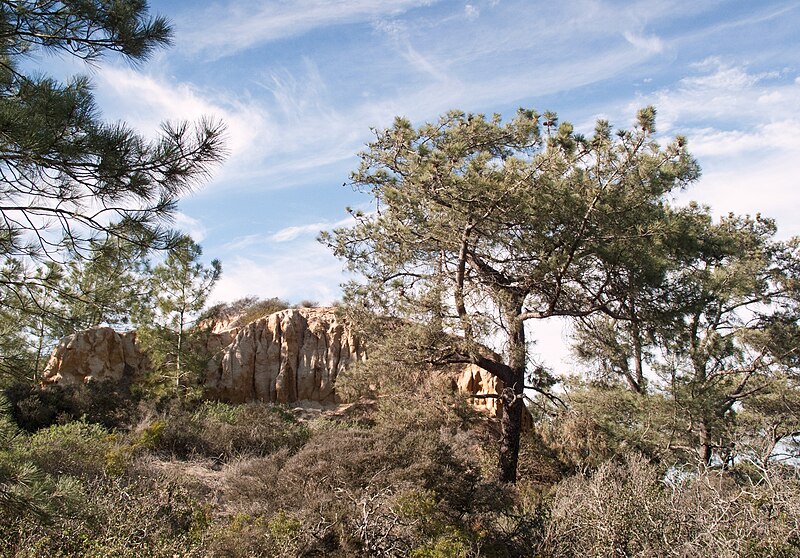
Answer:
698;419;712;467
498;380;524;483
498;300;526;484
631;319;644;393
176;309;185;391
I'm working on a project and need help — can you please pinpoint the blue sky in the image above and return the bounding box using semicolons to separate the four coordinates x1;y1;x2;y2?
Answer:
52;0;800;369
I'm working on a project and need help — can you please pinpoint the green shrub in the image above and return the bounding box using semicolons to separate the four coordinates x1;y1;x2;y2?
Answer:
3;475;210;557
154;401;310;461
5;381;136;432
411;530;471;558
21;420;116;478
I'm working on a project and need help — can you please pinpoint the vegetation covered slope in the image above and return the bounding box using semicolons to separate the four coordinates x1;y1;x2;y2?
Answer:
2;349;800;557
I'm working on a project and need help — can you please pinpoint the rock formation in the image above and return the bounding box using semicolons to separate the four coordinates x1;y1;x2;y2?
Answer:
41;327;148;386
204;326;241;355
205;307;364;404
456;364;503;416
41;308;526;424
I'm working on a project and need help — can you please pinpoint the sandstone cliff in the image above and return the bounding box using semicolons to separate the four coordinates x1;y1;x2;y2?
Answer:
205;307;364;404
41;309;522;422
41;327;148;386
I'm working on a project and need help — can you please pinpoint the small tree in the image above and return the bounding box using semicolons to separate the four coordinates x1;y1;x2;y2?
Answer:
657;215;800;466
138;236;221;394
570;210;800;467
326;107;699;483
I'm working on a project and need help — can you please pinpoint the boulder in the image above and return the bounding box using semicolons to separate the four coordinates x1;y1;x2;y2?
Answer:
205;307;364;404
41;327;148;386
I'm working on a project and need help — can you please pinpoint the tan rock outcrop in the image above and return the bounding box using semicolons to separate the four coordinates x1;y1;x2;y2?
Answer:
456;364;503;416
205;307;364;404
196;313;242;354
205;327;241;354
41;327;148;386
41;310;527;428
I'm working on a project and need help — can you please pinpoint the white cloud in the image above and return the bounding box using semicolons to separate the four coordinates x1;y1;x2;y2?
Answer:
625;60;800;239
683;57;759;89
271;214;359;243
173;212;208;243
687;120;800;158
270;223;328;243
94;2;702;202
221;234;271;251
179;0;439;58
209;241;348;306
402;44;453;82
95;66;271;165
623;30;664;54
464;4;480;20
676;152;800;239
94;62;366;193
638;60;800;133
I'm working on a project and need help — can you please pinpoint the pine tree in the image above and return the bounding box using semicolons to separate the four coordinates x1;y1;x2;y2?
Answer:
0;1;226;383
137;235;221;394
326;107;699;483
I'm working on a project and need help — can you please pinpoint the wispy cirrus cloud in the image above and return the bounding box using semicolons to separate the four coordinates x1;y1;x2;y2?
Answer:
94;62;362;191
97;2;704;201
623;30;664;54
178;0;439;58
95;66;271;165
220;215;357;252
270;223;329;243
272;215;357;243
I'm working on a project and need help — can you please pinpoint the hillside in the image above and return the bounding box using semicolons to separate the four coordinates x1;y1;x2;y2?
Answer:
2;303;799;556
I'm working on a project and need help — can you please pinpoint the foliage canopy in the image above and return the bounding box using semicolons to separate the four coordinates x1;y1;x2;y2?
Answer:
326;106;701;482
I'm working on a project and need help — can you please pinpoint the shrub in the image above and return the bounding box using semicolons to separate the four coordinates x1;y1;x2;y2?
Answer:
0;405;85;530
200;296;291;328
21;420;117;478
534;382;678;474
3;475;210;557
217;394;516;557
6;380;136;432
154;401;310;461
534;453;800;557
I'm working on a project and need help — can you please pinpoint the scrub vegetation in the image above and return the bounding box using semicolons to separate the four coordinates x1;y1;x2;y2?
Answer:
1;1;799;556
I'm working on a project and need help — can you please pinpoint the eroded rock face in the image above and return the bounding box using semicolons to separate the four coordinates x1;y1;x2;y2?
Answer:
205;328;241;355
456;364;503;417
41;327;148;386
205;307;364;404
41;310;523;424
